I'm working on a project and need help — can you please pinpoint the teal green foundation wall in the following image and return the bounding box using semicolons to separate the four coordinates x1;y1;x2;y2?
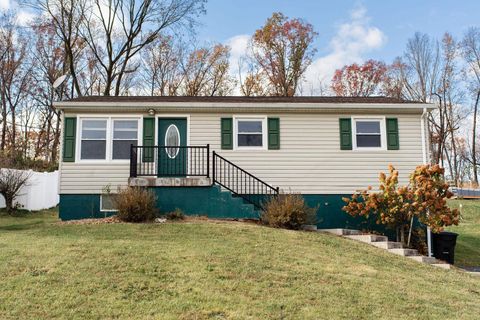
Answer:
59;194;115;220
148;186;259;219
58;188;391;238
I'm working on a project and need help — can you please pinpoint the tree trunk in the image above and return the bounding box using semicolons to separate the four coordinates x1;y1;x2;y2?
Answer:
1;107;6;151
10;108;15;150
103;67;114;96
472;90;480;186
1;92;7;151
396;225;407;246
3;193;14;214
400;227;406;246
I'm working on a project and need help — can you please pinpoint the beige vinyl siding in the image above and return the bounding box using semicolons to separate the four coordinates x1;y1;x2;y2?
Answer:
60;163;130;194
190;112;423;194
59;111;424;194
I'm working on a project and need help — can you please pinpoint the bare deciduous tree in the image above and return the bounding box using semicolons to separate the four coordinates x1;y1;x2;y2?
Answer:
0;14;32;152
181;44;235;96
398;32;441;103
141;36;183;96
80;0;205;96
28;0;87;97
461;27;480;185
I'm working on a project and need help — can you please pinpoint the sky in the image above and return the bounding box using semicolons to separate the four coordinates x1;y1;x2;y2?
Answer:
2;0;480;94
196;0;480;93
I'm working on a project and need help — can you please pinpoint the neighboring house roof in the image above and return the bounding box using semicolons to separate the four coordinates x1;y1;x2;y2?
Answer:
54;96;435;112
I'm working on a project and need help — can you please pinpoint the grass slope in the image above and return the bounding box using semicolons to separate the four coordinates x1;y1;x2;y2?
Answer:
448;200;480;267
0;209;479;320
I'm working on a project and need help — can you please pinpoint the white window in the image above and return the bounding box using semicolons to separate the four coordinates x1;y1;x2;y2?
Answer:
78;117;140;162
100;194;117;212
353;118;385;149
235;117;266;149
80;119;107;160
112;119;138;160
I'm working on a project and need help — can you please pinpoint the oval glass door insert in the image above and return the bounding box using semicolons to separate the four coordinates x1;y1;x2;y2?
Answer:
165;124;180;158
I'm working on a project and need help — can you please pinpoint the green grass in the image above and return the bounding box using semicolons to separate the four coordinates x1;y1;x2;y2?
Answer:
447;200;480;267
0;209;479;319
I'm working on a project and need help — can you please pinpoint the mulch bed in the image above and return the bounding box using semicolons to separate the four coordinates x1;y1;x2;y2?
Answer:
56;216;122;225
56;215;262;225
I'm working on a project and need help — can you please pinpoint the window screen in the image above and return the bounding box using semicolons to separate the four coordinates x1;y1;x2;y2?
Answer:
237;120;263;147
112;120;138;160
355;120;382;148
81;119;107;159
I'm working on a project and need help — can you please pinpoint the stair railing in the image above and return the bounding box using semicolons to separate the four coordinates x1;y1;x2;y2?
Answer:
212;151;279;210
130;145;210;178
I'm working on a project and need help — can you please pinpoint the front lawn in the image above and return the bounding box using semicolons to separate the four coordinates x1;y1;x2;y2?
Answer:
448;199;480;267
0;208;479;319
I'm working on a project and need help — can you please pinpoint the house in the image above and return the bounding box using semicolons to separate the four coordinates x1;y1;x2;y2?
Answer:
54;96;434;228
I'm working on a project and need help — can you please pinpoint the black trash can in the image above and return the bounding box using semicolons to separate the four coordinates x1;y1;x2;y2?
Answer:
432;231;458;264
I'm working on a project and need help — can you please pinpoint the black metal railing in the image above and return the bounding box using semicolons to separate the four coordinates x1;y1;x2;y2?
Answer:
130;145;209;178
212;151;279;210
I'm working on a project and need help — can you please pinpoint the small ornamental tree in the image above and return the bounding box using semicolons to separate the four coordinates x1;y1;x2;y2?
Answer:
0;155;31;214
0;168;31;213
342;164;459;246
409;164;460;233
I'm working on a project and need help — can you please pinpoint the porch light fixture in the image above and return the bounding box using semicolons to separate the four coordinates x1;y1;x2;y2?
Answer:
148;108;156;116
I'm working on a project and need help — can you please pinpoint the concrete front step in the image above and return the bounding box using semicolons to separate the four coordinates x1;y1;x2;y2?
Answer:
318;228;362;236
345;234;388;243
370;241;403;249
388;248;420;256
408;256;440;264
320;228;453;269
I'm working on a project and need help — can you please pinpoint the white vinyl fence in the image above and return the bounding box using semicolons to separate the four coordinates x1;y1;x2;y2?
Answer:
0;170;59;211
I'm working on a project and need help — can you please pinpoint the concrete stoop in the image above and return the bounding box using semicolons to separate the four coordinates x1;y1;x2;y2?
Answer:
318;228;451;270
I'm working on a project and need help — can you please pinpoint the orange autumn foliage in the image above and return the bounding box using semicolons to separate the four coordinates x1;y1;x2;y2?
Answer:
342;164;459;235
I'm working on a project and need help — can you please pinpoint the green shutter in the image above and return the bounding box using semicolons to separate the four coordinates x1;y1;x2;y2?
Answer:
386;118;399;150
339;118;352;150
143;118;155;162
63;117;76;162
221;118;233;150
268;118;280;150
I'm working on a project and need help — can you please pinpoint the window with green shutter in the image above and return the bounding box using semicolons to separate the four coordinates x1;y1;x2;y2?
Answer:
143;118;155;162
386;118;399;150
221;118;233;149
268;118;280;150
339;118;352;150
63;117;76;162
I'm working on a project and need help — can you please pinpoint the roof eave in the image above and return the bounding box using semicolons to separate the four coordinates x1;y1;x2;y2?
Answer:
53;101;436;111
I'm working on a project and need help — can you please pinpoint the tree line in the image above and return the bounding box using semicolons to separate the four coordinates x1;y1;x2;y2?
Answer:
1;1;479;186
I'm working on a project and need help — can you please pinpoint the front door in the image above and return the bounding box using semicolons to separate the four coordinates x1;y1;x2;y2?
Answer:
158;118;187;177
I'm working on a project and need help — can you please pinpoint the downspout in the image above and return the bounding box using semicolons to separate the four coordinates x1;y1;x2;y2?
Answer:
421;107;433;257
58;110;65;199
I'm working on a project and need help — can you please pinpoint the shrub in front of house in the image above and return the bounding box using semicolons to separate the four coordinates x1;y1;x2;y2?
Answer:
114;187;158;223
261;193;317;230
